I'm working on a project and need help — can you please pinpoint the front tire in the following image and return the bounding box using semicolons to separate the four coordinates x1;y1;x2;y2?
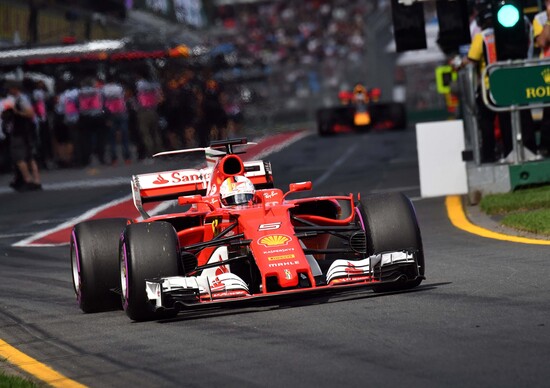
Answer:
358;193;424;291
120;221;180;321
70;218;130;313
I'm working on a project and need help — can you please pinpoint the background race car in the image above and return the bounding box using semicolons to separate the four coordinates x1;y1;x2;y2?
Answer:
316;84;407;135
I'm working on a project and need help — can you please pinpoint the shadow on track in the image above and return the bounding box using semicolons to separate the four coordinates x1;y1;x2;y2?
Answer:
156;282;449;324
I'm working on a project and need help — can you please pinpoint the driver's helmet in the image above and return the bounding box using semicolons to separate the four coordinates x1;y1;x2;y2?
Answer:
220;176;255;206
353;84;368;102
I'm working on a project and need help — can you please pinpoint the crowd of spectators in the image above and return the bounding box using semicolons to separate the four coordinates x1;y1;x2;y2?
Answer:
0;65;242;190
209;0;377;101
0;0;383;191
212;0;371;65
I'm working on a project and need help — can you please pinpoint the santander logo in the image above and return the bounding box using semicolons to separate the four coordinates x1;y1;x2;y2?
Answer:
152;174;169;185
150;171;201;185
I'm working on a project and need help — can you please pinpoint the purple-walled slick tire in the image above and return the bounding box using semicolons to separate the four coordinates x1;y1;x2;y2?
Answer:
70;218;131;313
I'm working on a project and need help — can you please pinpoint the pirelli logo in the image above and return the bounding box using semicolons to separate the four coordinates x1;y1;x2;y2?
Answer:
268;254;295;261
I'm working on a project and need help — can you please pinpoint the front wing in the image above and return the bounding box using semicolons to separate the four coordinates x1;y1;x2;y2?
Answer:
145;251;422;312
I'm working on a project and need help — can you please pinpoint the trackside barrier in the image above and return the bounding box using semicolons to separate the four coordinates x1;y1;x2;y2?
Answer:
453;58;550;199
481;57;550;164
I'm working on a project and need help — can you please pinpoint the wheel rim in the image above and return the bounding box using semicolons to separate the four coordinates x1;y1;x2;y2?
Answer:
120;242;129;308
355;206;365;230
70;232;81;299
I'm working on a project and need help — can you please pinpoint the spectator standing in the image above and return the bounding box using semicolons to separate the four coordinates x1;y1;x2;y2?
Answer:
173;69;198;148
5;80;42;191
78;77;107;166
55;82;80;166
103;78;131;165
135;73;163;159
159;76;182;150
179;70;201;147
32;80;54;168
124;86;144;160
532;0;550;156
0;91;15;173
198;78;227;145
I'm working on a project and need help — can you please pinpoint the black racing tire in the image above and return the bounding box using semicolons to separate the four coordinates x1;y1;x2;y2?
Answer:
317;118;334;137
120;221;180;321
318;124;332;136
370;102;407;130
357;193;424;292
317;108;335;136
70;218;131;313
386;102;407;130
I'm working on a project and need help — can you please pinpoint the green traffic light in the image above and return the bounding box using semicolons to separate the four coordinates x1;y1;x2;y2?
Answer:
497;4;520;28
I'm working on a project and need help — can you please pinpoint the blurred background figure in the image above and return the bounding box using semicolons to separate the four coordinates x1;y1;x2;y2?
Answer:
5;80;42;191
54;76;79;167
135;71;163;160
31;79;54;169
77;76;107;166
0;83;15;174
197;77;227;146
103;76;131;165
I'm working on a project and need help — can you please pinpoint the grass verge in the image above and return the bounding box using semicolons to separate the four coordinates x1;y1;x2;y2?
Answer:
0;371;38;387
480;185;550;236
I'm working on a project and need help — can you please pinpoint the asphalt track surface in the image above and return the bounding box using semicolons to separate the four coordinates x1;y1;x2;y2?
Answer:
0;128;549;387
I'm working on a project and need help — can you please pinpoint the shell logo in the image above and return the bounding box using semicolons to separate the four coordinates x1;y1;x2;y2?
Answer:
258;234;291;247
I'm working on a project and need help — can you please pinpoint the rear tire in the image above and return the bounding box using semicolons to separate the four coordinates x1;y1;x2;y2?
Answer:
370;102;407;130
358;193;424;292
317;109;334;136
120;221;180;321
70;218;130;313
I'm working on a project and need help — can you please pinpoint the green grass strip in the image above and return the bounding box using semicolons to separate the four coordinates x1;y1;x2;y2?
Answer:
480;185;550;215
501;209;550;236
0;371;38;388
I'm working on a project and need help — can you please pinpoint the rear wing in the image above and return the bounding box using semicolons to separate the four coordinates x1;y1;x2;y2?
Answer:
153;138;257;169
131;160;273;219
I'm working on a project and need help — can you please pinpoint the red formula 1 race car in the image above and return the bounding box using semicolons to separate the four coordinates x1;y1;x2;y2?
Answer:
316;84;407;136
70;138;424;321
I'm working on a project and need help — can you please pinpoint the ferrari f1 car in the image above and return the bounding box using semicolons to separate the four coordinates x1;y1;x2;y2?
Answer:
70;138;424;321
316;84;407;135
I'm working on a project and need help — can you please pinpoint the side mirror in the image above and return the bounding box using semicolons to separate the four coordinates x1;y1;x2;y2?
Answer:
178;195;217;211
289;181;312;192
285;181;312;197
178;195;203;206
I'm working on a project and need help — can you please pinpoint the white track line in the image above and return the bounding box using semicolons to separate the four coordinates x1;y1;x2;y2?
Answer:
313;143;359;187
250;130;312;160
12;195;133;247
